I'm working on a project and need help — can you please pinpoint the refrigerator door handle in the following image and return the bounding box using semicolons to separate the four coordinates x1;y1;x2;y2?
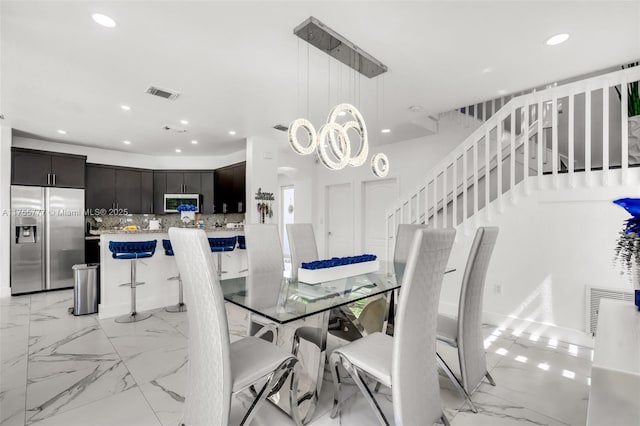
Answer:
44;188;51;289
53;174;56;186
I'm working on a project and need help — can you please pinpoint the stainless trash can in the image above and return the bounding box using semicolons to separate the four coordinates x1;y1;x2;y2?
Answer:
71;263;99;316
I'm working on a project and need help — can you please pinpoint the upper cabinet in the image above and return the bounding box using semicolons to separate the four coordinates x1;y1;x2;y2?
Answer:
86;164;153;214
12;148;86;188
214;162;246;214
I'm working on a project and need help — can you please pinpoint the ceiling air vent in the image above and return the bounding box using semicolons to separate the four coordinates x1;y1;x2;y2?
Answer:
146;85;180;100
162;124;187;133
273;124;288;132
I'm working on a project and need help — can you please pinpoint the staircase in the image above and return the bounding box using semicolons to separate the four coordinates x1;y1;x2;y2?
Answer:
386;66;640;258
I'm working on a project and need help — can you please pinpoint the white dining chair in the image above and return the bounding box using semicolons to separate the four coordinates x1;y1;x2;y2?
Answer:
329;228;456;426
436;226;499;413
244;224;284;275
393;223;429;278
168;228;301;426
286;223;319;280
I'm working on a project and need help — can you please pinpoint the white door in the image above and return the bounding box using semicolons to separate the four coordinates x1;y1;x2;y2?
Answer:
362;178;398;262
326;183;353;258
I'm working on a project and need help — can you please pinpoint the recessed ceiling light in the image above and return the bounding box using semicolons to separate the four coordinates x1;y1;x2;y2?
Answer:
57;129;66;135
191;140;198;144
121;105;131;111
91;13;117;28
545;33;569;46
497;89;508;95
175;149;182;153
381;128;391;134
482;67;492;74
180;119;189;125
123;140;131;145
228;130;236;135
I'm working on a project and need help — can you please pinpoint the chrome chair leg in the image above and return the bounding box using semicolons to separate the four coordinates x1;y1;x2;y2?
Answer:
485;371;496;386
331;352;390;426
436;352;477;413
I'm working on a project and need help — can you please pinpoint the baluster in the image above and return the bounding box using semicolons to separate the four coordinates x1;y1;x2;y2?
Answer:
568;92;575;188
496;116;503;212
523;102;530;194
462;148;468;228
551;94;559;188
485;127;491;221
585;87;592;185
537;98;543;189
424;178;430;226
452;155;458;227
443;164;448;227
473;138;479;223
602;81;610;185
621;79;629;184
432;175;438;228
510;107;516;202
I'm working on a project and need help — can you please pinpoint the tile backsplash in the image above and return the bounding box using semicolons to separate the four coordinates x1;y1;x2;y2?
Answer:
86;213;245;231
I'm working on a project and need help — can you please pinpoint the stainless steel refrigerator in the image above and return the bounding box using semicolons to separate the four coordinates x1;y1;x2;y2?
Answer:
10;185;85;294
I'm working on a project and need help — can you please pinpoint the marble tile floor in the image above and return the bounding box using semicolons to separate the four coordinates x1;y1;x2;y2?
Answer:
1;290;592;426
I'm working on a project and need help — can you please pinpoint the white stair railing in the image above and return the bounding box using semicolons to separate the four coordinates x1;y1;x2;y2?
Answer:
386;66;640;259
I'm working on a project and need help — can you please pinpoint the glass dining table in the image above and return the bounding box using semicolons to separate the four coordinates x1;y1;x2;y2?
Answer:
219;262;455;424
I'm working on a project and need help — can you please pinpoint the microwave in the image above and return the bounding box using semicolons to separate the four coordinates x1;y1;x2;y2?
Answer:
164;194;200;213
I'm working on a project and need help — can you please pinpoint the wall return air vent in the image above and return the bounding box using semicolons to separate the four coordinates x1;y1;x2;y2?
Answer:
146;85;180;100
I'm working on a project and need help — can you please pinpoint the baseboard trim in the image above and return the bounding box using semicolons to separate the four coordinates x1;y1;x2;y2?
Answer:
439;301;594;348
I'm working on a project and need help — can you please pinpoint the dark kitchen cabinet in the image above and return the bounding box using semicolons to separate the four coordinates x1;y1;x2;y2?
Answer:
165;172;184;194
51;155;85;188
153;171;167;213
200;172;214;214
114;169;141;213
183;172;201;194
141;171;153;214
85;165;116;211
86;164;154;214
11;148;85;188
214;162;246;213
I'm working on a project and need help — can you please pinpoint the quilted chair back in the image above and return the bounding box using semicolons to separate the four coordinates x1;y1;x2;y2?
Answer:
392;228;456;426
168;228;232;425
458;227;499;393
244;224;284;275
286;223;319;280
393;224;428;279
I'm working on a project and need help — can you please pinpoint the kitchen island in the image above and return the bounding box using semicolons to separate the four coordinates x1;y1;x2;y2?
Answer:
97;228;246;319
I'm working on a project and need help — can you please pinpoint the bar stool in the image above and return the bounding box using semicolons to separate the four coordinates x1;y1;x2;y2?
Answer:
108;240;157;323
208;236;237;280
162;239;187;313
237;235;248;273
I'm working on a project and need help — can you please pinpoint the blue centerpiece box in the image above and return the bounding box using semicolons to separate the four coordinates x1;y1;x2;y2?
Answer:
298;254;379;284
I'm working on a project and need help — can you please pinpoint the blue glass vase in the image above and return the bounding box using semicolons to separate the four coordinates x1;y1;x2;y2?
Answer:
635;290;640;311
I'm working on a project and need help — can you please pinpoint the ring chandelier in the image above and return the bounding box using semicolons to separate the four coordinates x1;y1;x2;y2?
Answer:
288;103;389;178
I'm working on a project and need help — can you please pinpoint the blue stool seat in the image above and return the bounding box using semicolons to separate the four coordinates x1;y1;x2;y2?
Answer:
109;240;157;323
208;237;237;278
162;239;186;313
237;235;246;250
109;241;157;259
208;237;238;252
162;239;175;256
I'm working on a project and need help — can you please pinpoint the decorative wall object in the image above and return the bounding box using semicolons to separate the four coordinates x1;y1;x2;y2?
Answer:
288;103;389;178
255;188;275;224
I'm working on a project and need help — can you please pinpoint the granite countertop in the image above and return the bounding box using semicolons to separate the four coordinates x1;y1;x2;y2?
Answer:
90;227;243;235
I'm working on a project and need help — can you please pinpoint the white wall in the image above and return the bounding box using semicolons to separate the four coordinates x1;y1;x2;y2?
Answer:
439;169;639;346
0;126;11;297
246;136;278;224
12;136;246;170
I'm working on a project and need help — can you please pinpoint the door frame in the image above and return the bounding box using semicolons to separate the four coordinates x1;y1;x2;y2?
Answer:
360;177;399;261
279;185;294;259
324;182;354;258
